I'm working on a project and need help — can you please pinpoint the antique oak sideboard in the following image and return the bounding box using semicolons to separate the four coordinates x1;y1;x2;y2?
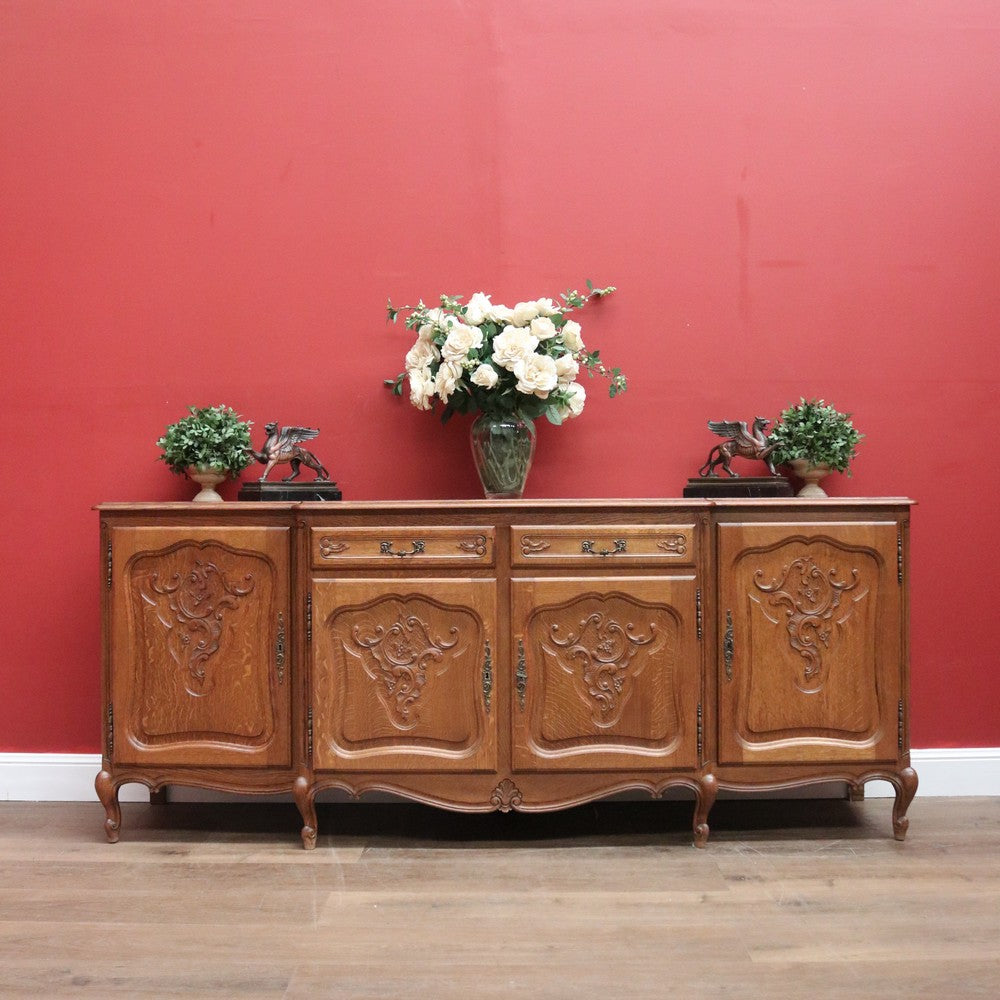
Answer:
96;499;917;848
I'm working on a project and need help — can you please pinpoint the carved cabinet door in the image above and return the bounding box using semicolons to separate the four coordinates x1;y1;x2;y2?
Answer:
717;521;902;765
108;526;291;767
511;576;700;771
311;578;497;772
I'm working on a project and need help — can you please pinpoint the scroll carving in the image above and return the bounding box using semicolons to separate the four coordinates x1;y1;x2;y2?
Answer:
319;537;350;557
656;534;687;555
520;536;551;555
348;609;460;729
753;557;863;690
142;560;255;696
542;607;660;727
457;535;488;556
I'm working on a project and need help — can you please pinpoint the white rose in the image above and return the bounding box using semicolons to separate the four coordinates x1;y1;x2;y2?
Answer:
417;323;435;343
470;363;499;389
563;381;586;418
425;307;459;331
513;353;558;398
492;325;539;370
405;339;439;371
434;360;464;403
560;319;584;352
529;316;558;341
511;301;541;327
408;367;435;410
442;323;484;362
490;303;514;324
554;353;580;385
535;297;560;317
464;292;493;328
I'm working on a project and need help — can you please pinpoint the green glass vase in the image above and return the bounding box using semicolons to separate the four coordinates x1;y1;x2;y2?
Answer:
470;413;536;499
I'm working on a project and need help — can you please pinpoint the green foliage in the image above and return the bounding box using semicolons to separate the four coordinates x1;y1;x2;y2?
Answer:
156;405;254;475
768;398;863;475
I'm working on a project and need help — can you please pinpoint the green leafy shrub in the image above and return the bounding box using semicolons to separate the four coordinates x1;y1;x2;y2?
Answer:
768;398;863;475
157;405;253;475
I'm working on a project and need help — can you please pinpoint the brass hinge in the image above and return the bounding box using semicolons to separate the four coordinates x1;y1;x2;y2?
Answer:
306;594;313;644
696;589;703;640
516;638;527;711
106;538;113;590
723;610;734;682
275;612;286;685
106;703;114;757
307;706;314;763
897;529;903;585
697;702;703;761
482;640;493;713
898;699;905;753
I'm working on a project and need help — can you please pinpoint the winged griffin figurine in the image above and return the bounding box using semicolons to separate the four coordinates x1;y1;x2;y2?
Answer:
699;417;777;477
251;423;330;482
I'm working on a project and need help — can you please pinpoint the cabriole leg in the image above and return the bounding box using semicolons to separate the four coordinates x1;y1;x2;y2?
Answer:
294;776;318;850
891;767;919;841
95;770;121;843
693;773;718;848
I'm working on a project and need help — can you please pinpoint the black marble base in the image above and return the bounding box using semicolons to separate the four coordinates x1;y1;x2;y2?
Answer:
238;481;343;502
683;475;793;498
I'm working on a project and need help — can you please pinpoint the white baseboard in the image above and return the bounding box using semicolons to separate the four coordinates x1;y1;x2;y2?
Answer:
1;748;998;803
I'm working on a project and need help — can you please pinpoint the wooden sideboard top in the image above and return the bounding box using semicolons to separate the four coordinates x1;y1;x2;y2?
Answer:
96;497;915;513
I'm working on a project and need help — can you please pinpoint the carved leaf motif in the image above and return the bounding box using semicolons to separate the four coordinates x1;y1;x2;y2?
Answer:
490;778;523;812
349;610;459;729
142;560;255;697
753;557;862;690
542;609;659;727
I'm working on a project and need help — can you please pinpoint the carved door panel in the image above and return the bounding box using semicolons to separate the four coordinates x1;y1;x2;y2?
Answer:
109;527;291;767
312;578;497;772
717;521;902;765
511;577;700;772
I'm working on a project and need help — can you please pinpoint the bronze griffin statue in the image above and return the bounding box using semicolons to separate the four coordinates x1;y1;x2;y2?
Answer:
699;417;777;477
251;423;330;482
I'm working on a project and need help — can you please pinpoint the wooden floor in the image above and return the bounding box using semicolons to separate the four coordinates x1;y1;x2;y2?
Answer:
0;797;998;999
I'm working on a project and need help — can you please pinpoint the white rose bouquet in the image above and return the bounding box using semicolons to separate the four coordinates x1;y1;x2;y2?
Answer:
384;282;626;425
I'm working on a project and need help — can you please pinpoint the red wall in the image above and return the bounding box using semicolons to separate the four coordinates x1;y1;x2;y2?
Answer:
2;1;997;751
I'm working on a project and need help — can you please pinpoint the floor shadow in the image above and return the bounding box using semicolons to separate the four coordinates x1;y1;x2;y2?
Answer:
126;797;873;846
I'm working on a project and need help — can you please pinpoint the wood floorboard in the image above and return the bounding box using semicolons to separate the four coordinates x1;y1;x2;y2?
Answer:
0;798;997;998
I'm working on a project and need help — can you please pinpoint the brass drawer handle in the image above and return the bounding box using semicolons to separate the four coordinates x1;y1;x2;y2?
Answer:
581;539;627;557
379;540;426;558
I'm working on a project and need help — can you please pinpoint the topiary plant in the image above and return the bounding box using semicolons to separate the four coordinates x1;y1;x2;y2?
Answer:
157;405;254;475
768;398;863;475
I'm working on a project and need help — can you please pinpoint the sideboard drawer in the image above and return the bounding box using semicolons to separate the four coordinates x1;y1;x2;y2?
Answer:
511;524;696;566
311;526;495;568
